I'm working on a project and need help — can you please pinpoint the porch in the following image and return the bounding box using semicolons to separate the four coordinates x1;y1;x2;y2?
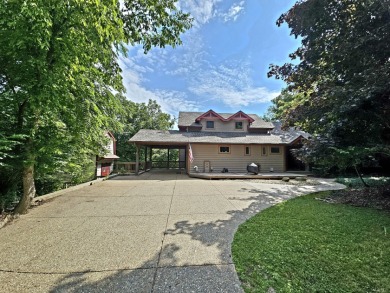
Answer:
189;171;310;180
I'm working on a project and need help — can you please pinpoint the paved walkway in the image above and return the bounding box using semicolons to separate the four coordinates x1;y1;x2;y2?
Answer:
0;171;344;292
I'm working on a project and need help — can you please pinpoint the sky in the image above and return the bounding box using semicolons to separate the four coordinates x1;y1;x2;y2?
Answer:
119;0;300;124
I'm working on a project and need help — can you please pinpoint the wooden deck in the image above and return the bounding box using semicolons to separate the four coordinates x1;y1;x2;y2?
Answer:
189;172;310;180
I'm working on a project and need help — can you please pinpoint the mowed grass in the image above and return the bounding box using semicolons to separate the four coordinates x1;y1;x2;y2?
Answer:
232;192;390;293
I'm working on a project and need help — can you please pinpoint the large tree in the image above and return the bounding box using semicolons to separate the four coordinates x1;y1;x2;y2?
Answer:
268;0;390;173
115;98;174;162
0;0;191;213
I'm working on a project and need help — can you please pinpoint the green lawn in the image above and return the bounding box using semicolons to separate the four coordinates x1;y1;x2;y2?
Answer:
232;192;390;293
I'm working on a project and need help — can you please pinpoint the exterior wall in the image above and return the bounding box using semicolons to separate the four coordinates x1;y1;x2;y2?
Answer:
188;144;285;173
105;133;115;155
96;162;102;177
200;119;249;132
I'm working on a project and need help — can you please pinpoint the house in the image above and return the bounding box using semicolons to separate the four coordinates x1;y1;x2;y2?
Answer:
129;110;308;175
96;131;119;177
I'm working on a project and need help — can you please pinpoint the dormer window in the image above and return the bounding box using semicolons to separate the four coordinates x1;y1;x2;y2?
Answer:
235;121;243;129
206;121;214;129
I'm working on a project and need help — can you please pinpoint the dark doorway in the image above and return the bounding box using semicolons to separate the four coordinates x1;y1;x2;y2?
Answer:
286;146;306;171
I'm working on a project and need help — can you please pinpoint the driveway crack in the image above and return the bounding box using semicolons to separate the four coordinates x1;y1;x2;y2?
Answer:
150;179;176;292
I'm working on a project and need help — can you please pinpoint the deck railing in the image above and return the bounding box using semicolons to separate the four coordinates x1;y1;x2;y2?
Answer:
114;162;145;173
114;161;185;174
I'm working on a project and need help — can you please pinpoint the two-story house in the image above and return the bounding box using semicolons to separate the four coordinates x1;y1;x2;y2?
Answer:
129;110;307;175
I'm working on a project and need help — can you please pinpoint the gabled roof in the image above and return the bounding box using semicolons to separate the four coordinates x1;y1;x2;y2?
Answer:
194;110;255;123
178;111;274;129
194;110;226;122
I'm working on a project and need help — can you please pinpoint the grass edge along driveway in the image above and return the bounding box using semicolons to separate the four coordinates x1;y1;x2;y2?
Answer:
232;191;390;293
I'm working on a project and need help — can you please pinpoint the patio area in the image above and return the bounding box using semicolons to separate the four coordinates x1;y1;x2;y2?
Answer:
187;171;310;180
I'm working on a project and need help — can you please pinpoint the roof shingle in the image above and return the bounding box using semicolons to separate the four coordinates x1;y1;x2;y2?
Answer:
129;129;303;145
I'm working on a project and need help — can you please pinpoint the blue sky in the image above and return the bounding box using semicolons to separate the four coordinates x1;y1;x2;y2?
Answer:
119;0;300;123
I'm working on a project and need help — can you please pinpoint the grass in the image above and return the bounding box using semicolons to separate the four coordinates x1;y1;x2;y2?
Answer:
232;191;390;293
335;176;390;188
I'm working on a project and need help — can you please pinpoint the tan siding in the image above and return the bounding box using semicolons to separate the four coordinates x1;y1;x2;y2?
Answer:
200;119;249;132
189;144;285;173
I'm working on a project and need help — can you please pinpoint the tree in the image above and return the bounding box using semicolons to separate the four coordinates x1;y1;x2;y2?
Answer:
268;0;390;174
115;98;175;162
0;0;191;213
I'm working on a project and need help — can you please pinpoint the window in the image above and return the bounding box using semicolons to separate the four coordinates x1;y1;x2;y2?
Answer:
219;146;230;154
235;121;243;129
270;147;280;154
245;146;251;156
206;121;214;129
262;146;267;156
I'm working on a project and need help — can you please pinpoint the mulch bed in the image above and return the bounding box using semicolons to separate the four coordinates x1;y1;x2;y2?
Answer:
328;185;390;211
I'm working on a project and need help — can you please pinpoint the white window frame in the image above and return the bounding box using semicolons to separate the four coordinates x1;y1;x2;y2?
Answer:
218;145;231;154
245;146;251;156
261;146;268;156
206;121;215;129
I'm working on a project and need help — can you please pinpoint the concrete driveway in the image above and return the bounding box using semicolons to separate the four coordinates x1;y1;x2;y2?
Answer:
0;170;344;292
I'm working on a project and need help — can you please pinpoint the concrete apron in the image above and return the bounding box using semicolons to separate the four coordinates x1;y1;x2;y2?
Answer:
0;171;345;293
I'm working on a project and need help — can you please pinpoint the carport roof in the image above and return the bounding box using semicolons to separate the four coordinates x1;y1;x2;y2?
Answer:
129;129;303;145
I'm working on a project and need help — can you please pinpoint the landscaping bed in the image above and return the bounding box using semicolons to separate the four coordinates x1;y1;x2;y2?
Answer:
232;190;390;292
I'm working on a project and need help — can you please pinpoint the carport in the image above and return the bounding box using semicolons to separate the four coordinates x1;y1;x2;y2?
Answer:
129;130;191;175
133;142;188;175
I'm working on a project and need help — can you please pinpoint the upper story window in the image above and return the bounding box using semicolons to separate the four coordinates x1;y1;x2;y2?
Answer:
235;121;243;129
206;121;214;129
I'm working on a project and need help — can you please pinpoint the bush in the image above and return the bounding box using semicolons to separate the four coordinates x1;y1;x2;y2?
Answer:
336;177;390;188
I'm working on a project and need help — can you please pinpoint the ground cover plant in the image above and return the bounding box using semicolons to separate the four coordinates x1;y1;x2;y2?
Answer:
336;177;390;188
232;191;390;292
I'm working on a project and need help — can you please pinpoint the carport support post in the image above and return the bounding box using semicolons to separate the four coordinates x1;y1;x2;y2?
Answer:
149;147;153;169
135;144;140;175
144;146;147;171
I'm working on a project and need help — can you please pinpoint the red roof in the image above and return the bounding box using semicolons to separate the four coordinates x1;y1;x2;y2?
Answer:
195;110;255;123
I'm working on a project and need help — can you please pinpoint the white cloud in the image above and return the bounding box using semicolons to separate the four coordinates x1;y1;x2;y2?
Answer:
177;0;245;26
155;90;202;116
178;0;222;26
119;55;200;119
218;1;245;22
189;61;279;108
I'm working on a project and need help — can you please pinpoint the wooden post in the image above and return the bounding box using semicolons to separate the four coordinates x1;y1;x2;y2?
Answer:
167;148;170;169
135;144;140;175
149;147;153;169
144;146;147;170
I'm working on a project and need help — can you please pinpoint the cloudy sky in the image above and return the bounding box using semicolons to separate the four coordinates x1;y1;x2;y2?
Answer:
119;0;300;122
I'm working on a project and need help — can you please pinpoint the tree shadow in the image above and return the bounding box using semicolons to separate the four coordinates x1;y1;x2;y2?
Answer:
39;183;343;292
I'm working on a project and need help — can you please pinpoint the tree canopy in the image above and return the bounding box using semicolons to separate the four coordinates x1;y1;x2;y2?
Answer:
268;0;390;173
115;98;174;162
0;0;191;213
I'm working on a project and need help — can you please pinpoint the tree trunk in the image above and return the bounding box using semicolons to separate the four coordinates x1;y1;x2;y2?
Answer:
354;165;369;188
14;163;36;214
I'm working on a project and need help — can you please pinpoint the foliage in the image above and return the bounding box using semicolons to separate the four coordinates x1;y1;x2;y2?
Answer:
268;0;390;172
336;177;390;188
232;191;390;292
0;0;191;213
115;98;175;162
